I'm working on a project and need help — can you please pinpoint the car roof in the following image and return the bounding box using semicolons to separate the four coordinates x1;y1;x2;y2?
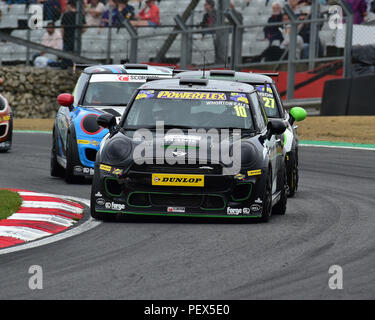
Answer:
174;70;274;84
83;64;173;75
139;78;255;93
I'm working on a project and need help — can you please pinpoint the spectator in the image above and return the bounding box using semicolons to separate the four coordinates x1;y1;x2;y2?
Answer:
251;13;304;62
42;21;63;50
131;0;160;27
288;0;309;14
229;0;250;23
200;0;216;29
85;0;105;26
118;0;135;21
346;0;368;24
100;0;120;27
61;0;86;68
38;0;62;21
60;0;67;13
34;21;63;67
264;1;284;45
279;13;304;58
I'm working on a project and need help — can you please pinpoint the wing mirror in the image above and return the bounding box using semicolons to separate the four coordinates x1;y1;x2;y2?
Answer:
289;107;307;125
267;119;287;139
97;113;116;131
57;93;74;110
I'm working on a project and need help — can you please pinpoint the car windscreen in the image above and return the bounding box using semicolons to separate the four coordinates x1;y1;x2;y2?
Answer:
82;74;159;106
124;90;254;130
254;84;281;118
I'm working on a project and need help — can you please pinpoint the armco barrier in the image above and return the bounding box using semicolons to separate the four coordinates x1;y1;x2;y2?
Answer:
321;75;375;116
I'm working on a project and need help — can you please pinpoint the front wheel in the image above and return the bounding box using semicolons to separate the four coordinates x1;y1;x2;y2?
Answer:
260;169;272;222
50;129;65;177
65;129;84;184
272;164;287;215
287;151;299;197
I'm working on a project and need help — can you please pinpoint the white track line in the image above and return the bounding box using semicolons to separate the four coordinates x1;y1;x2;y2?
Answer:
300;144;375;151
0;226;52;241
21;201;83;214
8;213;74;227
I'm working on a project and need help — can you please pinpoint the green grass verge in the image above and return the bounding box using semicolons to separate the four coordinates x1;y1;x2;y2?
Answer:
0;190;22;220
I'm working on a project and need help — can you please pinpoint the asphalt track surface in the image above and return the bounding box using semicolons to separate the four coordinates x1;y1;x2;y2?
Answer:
0;132;374;299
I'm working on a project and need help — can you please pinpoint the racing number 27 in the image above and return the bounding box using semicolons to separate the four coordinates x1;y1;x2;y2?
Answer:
263;97;275;109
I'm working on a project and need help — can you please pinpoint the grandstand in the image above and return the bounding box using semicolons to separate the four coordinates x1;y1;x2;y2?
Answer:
0;0;347;65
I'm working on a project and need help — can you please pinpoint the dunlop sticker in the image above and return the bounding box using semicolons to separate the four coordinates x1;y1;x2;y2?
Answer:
247;169;262;176
152;174;204;187
77;139;90;144
100;164;112;172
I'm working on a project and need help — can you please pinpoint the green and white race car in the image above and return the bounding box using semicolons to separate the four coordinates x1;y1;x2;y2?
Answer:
174;70;307;196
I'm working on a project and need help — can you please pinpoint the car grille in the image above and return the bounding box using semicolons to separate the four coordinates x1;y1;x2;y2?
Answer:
127;192;225;209
85;148;97;162
0;124;7;137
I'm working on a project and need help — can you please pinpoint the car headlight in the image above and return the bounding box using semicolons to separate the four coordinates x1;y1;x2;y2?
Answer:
103;137;132;164
81;114;103;135
231;141;257;168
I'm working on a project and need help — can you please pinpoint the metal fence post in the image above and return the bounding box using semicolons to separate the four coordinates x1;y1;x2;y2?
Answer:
308;0;319;69
174;15;191;69
75;0;84;55
339;0;353;78
225;9;243;70
26;28;31;66
123;19;138;63
284;5;298;101
106;8;113;64
216;0;230;65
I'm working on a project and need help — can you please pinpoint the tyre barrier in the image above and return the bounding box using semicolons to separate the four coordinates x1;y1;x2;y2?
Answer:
321;74;375;116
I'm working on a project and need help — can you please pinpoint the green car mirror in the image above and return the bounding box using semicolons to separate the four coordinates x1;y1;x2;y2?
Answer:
290;107;307;123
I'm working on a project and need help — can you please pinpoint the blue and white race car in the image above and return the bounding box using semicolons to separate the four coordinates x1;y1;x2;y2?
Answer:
50;63;173;183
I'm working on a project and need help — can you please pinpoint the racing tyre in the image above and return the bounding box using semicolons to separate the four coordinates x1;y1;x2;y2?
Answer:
50;128;65;177
260;168;272;222
65;128;85;184
272;164;287;215
287;150;299;197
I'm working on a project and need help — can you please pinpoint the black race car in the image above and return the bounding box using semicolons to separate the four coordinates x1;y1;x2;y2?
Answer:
174;70;307;196
90;78;288;222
